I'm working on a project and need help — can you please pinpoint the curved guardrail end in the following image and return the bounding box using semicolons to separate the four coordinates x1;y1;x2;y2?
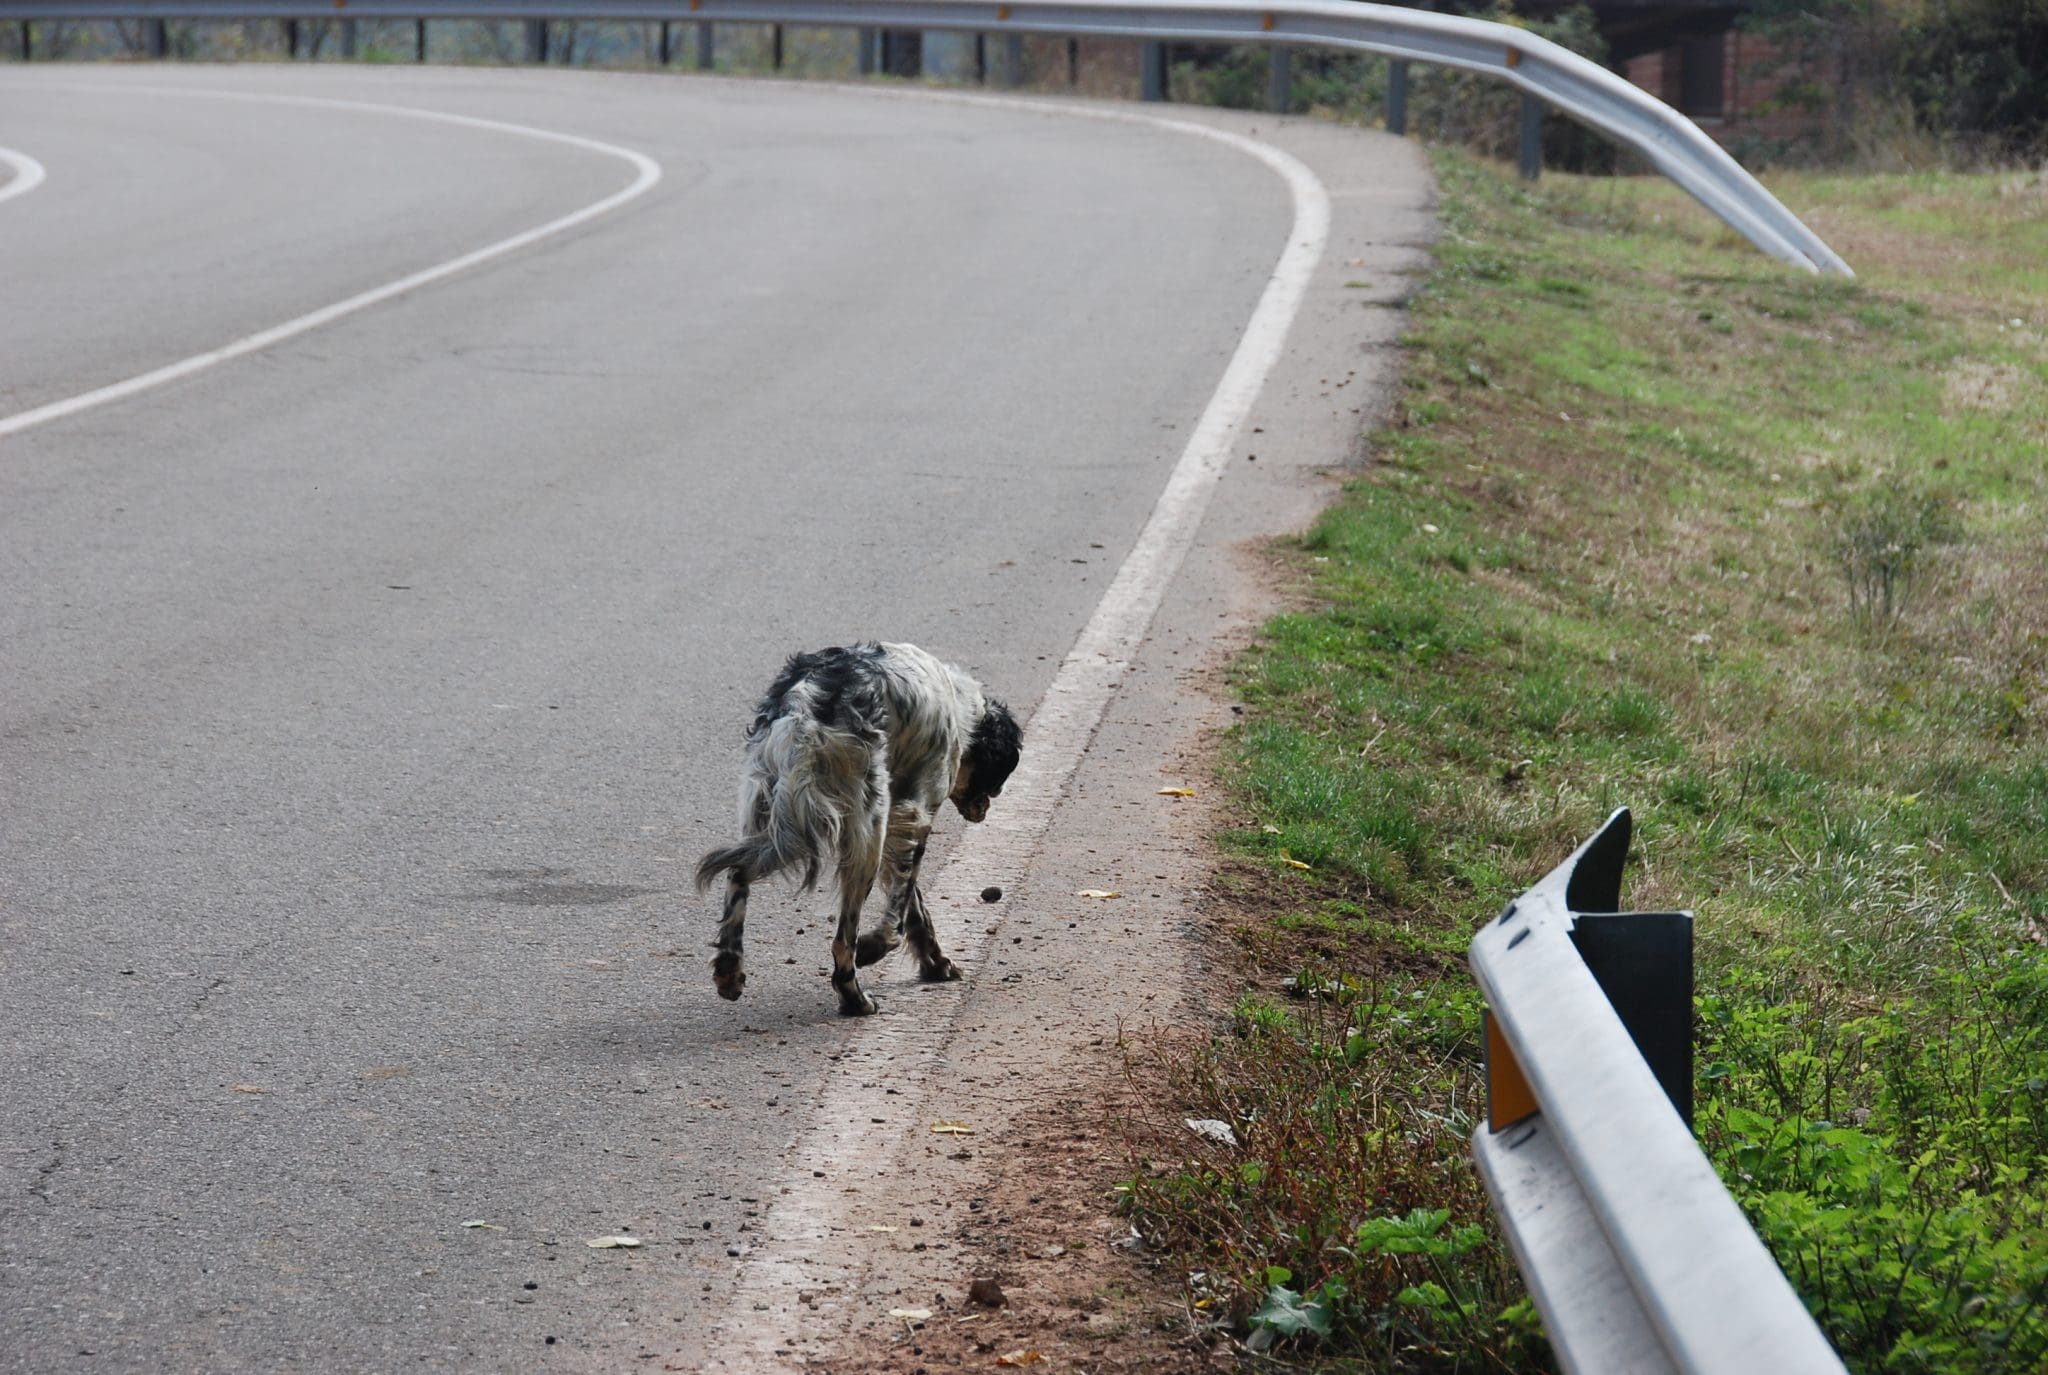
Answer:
1561;805;1630;914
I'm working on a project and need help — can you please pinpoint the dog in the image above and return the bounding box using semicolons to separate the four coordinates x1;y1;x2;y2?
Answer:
695;643;1022;1016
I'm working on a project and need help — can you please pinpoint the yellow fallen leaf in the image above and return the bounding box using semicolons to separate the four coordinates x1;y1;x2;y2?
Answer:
585;1236;642;1249
1277;852;1313;871
930;1120;976;1135
996;1352;1044;1368
1075;889;1121;899
1156;787;1195;797
231;1084;265;1094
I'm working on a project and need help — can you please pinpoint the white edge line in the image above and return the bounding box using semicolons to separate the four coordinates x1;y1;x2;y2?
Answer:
718;89;1332;1366
0;145;48;207
0;84;661;441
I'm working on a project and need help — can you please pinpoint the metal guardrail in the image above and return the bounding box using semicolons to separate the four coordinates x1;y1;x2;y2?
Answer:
1470;808;1847;1374
0;0;1852;276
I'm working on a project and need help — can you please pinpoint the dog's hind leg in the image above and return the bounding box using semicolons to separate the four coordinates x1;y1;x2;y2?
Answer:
711;870;750;1001
830;788;887;1016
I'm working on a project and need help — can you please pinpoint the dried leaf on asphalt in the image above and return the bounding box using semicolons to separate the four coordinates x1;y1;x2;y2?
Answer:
930;1120;976;1135
1075;889;1121;899
1156;787;1195;797
585;1235;642;1249
888;1307;933;1321
996;1351;1044;1367
231;1084;265;1094
461;1221;503;1231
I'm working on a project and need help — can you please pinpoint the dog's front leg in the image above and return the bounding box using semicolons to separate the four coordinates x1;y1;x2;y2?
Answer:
899;846;961;984
857;804;927;968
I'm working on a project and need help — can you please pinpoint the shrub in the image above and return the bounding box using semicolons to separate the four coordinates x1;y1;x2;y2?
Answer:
1826;477;1960;635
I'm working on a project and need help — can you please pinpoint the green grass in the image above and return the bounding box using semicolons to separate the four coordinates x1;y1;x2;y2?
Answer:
1120;154;2048;1372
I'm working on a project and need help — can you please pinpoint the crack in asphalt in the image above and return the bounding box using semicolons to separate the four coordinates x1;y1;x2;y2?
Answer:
29;1143;63;1203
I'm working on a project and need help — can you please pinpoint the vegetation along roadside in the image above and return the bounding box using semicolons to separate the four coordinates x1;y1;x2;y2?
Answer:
1115;154;2048;1372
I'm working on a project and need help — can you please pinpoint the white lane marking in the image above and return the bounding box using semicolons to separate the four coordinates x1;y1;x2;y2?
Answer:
0;84;661;441
719;92;1331;1367
0;146;48;207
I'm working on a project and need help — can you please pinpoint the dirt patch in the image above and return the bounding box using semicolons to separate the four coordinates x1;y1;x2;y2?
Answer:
819;1052;1227;1375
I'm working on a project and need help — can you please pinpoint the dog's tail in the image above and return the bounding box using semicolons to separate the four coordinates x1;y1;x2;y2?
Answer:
694;716;842;894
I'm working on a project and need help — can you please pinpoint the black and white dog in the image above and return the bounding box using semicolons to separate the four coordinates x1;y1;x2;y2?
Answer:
695;643;1023;1016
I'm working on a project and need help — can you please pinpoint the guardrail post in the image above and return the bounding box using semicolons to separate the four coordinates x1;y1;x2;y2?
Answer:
1266;46;1289;113
695;19;712;68
770;21;783;70
1066;35;1078;85
880;29;920;77
856;26;876;73
997;32;1022;87
1385;57;1408;134
1519;91;1543;179
525;17;545;63
339;17;356;58
281;17;295;56
656;19;669;64
145;15;166;56
1139;40;1165;101
415;18;426;61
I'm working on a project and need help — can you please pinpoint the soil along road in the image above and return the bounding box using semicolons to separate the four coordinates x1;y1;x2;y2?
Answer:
0;64;1431;1371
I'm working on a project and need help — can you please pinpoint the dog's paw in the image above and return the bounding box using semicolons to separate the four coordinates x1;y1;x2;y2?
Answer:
917;958;963;984
711;952;746;1001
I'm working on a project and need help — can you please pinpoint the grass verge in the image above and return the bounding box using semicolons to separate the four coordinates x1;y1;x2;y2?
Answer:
1117;153;2048;1372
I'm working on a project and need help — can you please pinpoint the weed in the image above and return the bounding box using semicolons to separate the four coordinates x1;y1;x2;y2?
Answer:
1827;477;1963;634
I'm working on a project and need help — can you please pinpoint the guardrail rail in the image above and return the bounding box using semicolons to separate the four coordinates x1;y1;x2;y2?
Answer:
0;0;1853;276
1470;808;1848;1374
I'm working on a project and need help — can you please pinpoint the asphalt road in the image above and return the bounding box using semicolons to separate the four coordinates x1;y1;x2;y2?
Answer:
0;63;1310;1370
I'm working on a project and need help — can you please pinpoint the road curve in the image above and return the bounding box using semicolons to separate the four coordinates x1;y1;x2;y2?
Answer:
1;62;1315;1371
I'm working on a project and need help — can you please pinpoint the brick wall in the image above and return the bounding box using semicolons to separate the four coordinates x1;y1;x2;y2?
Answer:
1625;30;1827;153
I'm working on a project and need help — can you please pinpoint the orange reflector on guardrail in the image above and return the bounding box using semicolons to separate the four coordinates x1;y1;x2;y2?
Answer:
1484;1010;1538;1132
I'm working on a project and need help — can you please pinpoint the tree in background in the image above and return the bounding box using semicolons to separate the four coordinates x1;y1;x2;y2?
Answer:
1898;0;2048;154
1741;0;2048;162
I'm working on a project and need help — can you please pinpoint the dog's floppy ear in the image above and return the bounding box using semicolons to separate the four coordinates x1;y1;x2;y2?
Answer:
967;700;1023;797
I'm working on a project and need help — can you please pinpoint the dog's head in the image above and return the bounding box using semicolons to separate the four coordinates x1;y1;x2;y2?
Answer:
951;700;1022;824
